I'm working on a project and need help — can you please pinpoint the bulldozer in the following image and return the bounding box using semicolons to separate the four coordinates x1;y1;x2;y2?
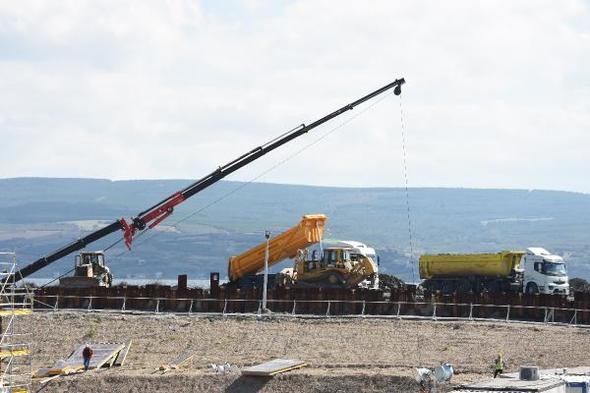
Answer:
58;251;113;288
281;244;378;288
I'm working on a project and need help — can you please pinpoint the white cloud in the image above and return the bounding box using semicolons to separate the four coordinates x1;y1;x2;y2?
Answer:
0;0;588;192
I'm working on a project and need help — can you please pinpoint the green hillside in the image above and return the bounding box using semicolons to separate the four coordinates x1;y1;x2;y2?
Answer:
1;178;589;281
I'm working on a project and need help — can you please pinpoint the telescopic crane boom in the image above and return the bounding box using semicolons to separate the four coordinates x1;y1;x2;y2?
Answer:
12;78;405;282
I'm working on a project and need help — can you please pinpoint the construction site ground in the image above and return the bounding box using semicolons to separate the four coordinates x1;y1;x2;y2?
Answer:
28;312;590;392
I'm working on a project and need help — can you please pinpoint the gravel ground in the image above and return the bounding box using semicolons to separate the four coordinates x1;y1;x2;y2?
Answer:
23;311;590;392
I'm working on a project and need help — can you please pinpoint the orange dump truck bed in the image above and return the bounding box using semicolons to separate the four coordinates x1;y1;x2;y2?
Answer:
228;214;327;281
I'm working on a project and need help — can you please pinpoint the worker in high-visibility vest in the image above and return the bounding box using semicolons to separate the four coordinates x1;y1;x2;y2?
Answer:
493;353;505;378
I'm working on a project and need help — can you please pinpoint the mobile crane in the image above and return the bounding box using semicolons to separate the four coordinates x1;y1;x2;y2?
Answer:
9;78;405;285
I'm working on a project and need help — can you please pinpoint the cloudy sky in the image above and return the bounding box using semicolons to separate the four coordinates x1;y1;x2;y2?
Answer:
0;1;588;193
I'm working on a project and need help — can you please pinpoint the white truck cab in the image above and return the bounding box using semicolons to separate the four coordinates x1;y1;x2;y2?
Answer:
328;240;380;289
522;247;569;295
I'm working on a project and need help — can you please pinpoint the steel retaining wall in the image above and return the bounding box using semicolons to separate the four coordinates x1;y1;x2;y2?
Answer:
29;285;590;325
31;294;590;326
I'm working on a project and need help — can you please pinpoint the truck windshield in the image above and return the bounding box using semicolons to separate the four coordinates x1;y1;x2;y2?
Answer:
542;262;567;276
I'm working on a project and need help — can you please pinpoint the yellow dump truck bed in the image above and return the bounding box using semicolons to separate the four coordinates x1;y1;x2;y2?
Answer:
419;251;525;279
228;214;327;281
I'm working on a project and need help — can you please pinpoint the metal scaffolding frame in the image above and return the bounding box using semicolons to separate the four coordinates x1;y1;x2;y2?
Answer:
0;252;33;393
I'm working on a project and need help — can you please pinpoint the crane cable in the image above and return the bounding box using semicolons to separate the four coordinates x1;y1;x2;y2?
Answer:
102;88;400;262
38;267;76;289
398;94;423;368
399;95;416;285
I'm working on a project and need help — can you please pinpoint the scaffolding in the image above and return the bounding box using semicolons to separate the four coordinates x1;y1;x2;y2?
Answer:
0;252;33;393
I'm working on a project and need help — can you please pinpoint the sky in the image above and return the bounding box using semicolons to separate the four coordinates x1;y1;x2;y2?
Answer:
0;0;589;193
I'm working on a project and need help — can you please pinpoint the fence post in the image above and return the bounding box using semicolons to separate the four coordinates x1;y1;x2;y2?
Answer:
396;302;401;319
257;300;262;316
122;297;126;312
469;303;473;320
543;307;554;323
27;293;34;312
155;298;160;314
188;299;193;315
291;300;296;316
222;299;228;315
543;307;547;323
326;301;331;317
361;300;366;317
54;296;59;312
87;296;93;312
505;305;510;322
433;303;437;321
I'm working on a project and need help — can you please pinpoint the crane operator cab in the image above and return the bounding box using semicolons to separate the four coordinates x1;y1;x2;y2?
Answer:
59;251;113;288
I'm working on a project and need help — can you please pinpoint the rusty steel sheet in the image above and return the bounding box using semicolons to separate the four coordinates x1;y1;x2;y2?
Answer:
33;285;588;324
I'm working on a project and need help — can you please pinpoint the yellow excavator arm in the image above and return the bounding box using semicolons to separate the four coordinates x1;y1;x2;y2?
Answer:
228;214;327;281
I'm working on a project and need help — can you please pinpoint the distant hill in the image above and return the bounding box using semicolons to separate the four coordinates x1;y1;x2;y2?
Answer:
1;177;589;281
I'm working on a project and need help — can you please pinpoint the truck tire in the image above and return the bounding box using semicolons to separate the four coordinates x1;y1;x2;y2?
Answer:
526;282;539;294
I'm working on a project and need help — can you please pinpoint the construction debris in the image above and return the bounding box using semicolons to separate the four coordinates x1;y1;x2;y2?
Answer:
33;342;130;379
449;365;590;393
156;349;194;373
170;349;194;368
241;358;307;377
113;340;133;367
66;343;125;370
210;362;237;374
451;377;565;393
37;375;61;385
379;273;406;291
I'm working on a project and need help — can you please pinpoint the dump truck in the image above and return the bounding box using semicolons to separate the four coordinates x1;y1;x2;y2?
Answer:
419;247;569;295
6;78;405;286
228;214;379;289
228;214;327;282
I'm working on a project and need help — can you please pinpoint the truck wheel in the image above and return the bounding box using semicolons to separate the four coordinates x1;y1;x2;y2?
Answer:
526;282;539;294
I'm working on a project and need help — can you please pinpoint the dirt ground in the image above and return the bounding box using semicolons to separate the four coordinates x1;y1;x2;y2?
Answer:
24;311;590;392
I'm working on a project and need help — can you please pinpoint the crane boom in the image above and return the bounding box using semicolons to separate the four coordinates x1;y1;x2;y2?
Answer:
12;78;405;282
